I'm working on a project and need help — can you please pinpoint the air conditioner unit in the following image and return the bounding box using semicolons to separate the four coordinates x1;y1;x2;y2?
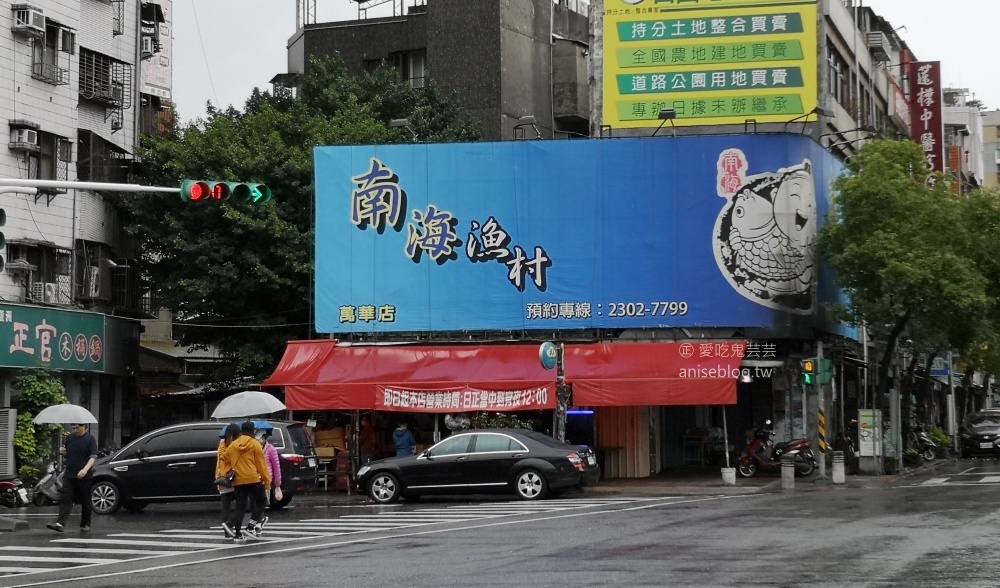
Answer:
867;31;890;62
29;282;43;301
85;265;101;298
43;282;57;303
10;128;38;145
12;7;45;37
0;408;16;478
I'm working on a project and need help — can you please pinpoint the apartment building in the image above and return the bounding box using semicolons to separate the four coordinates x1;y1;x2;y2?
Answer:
0;0;171;452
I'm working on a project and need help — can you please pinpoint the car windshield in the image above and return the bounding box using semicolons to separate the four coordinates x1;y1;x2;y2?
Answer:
285;424;312;453
966;413;1000;427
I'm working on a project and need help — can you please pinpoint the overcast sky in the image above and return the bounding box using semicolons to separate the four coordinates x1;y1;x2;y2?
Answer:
170;0;1000;123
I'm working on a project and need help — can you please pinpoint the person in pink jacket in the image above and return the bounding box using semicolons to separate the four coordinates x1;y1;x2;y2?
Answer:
257;429;283;505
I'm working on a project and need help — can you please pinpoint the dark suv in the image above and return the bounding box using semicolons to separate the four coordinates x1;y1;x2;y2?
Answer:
960;410;1000;458
89;420;318;515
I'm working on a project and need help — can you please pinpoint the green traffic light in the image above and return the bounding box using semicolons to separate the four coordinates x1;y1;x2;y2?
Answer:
804;373;814;385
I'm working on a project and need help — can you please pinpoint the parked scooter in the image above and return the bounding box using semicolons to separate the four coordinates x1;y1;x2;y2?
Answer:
33;461;63;506
738;420;817;477
0;477;30;508
910;427;938;461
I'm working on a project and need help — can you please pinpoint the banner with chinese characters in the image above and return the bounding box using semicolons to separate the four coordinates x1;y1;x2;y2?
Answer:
314;134;845;334
376;386;554;412
0;304;105;371
907;61;943;172
602;0;818;128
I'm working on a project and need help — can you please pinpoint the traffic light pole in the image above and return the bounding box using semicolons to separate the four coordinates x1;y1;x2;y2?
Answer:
0;178;179;194
817;340;826;479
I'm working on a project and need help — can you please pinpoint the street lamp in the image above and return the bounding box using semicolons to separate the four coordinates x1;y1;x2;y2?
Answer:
783;105;834;133
653;108;676;137
513;115;542;140
390;118;418;142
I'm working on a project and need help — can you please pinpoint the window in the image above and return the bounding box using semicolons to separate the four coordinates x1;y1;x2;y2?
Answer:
473;434;525;453
79;48;132;108
430;435;471;456
826;46;850;110
142;427;219;457
30;22;72;85
24;131;70;181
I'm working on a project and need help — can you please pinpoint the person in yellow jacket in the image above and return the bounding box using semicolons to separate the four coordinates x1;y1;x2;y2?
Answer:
216;423;241;538
221;421;271;541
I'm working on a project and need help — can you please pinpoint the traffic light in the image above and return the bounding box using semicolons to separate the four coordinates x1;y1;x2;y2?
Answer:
801;359;816;385
0;206;5;273
179;180;272;205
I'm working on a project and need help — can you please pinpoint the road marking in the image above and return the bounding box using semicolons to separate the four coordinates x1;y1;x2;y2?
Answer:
0;569;58;575
50;539;226;549
0;547;177;556
0;556;122;565
978;476;1000;483
920;477;949;486
0;495;751;587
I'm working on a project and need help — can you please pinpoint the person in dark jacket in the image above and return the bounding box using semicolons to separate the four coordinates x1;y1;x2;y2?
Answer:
393;422;416;457
47;423;98;533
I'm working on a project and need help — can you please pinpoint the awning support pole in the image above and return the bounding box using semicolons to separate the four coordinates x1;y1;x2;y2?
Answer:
555;343;568;442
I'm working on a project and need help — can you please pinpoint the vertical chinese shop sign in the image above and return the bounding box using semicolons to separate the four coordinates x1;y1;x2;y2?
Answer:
0;305;105;371
907;61;943;173
603;0;818;128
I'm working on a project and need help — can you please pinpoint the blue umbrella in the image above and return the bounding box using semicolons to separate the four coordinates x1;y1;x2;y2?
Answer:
218;420;273;438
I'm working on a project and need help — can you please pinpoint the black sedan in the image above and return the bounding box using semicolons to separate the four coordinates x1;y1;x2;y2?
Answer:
356;428;601;503
960;410;1000;458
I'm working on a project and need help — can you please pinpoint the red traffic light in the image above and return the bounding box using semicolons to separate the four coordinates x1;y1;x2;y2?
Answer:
181;180;212;202
180;180;269;204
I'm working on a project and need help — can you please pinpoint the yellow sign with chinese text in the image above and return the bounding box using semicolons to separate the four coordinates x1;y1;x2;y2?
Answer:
603;0;818;128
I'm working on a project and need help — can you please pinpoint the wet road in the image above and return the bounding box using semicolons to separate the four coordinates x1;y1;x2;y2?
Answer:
2;460;1000;587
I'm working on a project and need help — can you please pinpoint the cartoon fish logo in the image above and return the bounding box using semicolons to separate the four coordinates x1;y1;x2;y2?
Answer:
712;149;816;314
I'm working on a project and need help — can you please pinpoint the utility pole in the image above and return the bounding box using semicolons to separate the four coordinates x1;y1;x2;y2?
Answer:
817;340;826;479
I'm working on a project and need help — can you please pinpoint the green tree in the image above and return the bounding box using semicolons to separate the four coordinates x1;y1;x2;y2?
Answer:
124;57;481;382
818;140;989;400
11;372;67;481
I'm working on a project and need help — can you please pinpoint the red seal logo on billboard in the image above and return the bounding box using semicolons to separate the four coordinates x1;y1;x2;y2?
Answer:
679;343;694;358
74;334;88;362
89;335;103;363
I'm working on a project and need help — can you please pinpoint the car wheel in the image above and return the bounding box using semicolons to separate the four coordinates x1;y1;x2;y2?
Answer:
514;469;548;500
91;480;123;515
123;501;147;513
368;473;401;504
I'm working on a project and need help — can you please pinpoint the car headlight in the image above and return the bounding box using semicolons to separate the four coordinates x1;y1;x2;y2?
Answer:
357;466;370;477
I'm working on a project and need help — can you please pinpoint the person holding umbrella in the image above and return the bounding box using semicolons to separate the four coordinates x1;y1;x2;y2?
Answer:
221;421;271;540
46;423;98;533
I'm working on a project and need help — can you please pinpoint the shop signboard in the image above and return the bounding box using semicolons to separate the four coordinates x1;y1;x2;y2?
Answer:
0;304;105;371
907;60;944;172
857;408;882;457
601;0;818;129
314;134;843;334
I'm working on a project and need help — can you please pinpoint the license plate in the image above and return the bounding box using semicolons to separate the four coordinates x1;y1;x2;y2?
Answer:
308;458;317;468
586;455;596;466
980;442;993;449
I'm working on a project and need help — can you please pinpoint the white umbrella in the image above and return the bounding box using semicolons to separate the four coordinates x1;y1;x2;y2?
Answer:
211;391;286;419
33;404;98;424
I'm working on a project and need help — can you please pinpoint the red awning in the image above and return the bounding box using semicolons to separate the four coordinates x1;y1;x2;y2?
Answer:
263;340;744;411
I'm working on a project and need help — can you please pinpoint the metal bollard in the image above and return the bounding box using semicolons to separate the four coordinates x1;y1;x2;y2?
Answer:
832;450;845;484
781;456;795;489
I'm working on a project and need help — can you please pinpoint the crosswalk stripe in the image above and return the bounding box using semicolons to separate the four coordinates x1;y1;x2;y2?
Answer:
0;555;123;565
51;538;225;549
0;546;177;555
921;477;949;486
0;567;60;573
978;476;1000;483
107;533;276;541
160;529;330;537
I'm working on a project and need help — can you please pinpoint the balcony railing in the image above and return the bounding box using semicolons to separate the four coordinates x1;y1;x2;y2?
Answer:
31;62;69;85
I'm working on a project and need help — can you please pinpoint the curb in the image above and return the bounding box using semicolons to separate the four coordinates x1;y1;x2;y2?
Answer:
0;516;29;532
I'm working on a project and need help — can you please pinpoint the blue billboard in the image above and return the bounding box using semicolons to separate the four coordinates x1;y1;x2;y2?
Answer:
314;135;843;334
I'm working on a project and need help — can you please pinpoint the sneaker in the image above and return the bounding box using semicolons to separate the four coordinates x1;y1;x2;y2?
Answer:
245;520;256;534
232;532;247;543
254;516;268;536
244;525;259;539
80;526;90;532
46;523;64;533
221;522;236;539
